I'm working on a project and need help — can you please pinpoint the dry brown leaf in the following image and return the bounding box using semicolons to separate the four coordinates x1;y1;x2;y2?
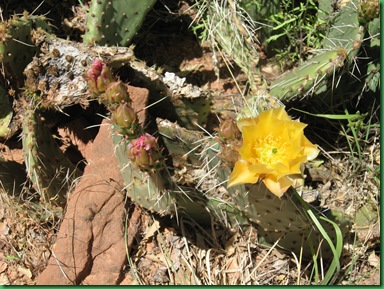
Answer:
17;266;32;279
0;261;7;273
0;222;9;237
0;272;10;285
368;251;380;268
226;257;240;284
143;220;160;242
225;232;239;256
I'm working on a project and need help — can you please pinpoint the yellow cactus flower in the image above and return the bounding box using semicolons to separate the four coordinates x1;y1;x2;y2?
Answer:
227;107;319;197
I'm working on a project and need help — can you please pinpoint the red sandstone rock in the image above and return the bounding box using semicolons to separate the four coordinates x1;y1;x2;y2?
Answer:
36;86;148;285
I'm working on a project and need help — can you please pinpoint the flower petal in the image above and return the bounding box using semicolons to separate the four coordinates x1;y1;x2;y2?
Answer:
227;160;260;187
263;175;293;197
237;117;259;132
302;137;320;160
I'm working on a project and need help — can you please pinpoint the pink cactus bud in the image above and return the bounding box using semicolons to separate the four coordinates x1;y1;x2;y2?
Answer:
104;81;131;104
128;134;162;168
92;59;103;73
85;59;113;95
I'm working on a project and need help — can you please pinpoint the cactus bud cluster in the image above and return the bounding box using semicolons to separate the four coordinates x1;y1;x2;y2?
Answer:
358;0;379;24
128;133;163;170
85;59;113;95
85;59;140;136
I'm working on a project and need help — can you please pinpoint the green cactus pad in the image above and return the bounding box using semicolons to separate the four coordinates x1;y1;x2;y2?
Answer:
322;0;361;52
157;121;249;226
162;72;213;129
0;86;12;139
113;130;181;214
22;109;81;205
83;0;157;46
0;14;51;82
247;184;351;259
269;48;348;100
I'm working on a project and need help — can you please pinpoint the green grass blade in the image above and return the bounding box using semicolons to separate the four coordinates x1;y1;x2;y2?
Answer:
307;210;343;285
292;108;364;120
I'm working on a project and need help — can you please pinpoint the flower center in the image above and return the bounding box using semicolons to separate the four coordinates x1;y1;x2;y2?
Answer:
254;135;287;169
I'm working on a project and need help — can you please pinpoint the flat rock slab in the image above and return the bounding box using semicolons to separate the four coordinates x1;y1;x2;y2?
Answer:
36;86;148;285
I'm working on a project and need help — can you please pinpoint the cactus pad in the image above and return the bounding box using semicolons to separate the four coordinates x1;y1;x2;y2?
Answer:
22;108;81;205
83;0;157;46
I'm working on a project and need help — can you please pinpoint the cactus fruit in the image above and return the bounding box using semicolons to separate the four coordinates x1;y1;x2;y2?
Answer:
83;0;157;46
102;81;131;105
22;108;81;205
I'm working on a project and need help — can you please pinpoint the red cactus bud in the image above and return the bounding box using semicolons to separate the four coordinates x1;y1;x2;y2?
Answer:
104;81;131;104
219;118;241;140
85;59;113;95
128;134;162;168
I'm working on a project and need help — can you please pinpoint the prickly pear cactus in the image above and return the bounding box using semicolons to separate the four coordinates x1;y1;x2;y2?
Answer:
83;0;157;46
197;98;353;259
322;0;362;52
268;0;366;101
0;86;12;139
0;13;51;83
200;0;264;91
269;48;348;100
22;107;81;206
245;183;350;258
